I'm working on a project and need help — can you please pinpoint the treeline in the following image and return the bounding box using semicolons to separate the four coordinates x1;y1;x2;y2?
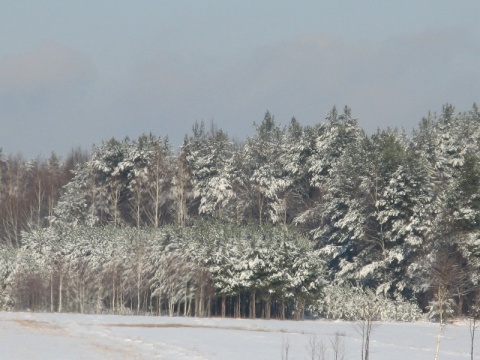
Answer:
1;103;480;318
2;223;321;319
0;149;88;247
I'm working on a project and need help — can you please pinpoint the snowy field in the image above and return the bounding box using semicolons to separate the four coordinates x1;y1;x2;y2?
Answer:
0;312;477;359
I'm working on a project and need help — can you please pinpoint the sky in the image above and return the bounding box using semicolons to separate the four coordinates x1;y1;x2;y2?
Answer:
1;1;480;158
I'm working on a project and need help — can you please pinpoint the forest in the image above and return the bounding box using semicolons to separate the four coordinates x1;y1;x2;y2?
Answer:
0;104;479;322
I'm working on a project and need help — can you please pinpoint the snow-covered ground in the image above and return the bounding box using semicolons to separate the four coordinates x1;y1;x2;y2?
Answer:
0;312;477;359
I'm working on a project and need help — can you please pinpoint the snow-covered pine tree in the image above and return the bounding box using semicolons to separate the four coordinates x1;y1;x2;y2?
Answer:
186;122;236;221
243;111;291;225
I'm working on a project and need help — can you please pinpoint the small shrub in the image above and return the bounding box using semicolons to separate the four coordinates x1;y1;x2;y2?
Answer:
309;284;423;322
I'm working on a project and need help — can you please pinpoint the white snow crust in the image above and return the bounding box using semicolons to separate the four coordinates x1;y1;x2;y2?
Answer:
0;312;477;359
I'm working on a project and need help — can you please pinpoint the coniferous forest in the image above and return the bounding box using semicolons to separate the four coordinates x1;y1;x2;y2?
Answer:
1;104;480;321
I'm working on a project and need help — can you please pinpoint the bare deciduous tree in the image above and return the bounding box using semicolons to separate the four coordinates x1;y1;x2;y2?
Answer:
281;335;290;360
331;331;346;360
354;298;378;360
306;334;327;360
468;302;480;360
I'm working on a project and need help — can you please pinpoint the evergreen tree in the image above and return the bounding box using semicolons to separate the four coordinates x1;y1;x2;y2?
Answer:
186;122;236;221
243;111;290;225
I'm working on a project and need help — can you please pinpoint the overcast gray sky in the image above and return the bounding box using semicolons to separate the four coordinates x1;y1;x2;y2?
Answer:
1;1;480;158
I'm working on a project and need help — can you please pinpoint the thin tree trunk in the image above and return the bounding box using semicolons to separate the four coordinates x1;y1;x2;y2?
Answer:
184;283;188;317
196;284;205;317
154;179;160;228
169;298;174;317
96;284;103;314
236;293;241;319
434;287;446;360
50;270;54;313
266;294;271;320
221;295;226;318
58;273;63;313
112;268;116;314
79;281;84;314
470;317;477;360
434;324;443;360
137;255;142;315
187;294;192;317
250;290;256;319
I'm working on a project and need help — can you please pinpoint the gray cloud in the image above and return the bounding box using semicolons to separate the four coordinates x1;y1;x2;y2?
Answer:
0;43;96;98
89;28;480;150
2;28;479;158
214;29;480;133
0;44;97;157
